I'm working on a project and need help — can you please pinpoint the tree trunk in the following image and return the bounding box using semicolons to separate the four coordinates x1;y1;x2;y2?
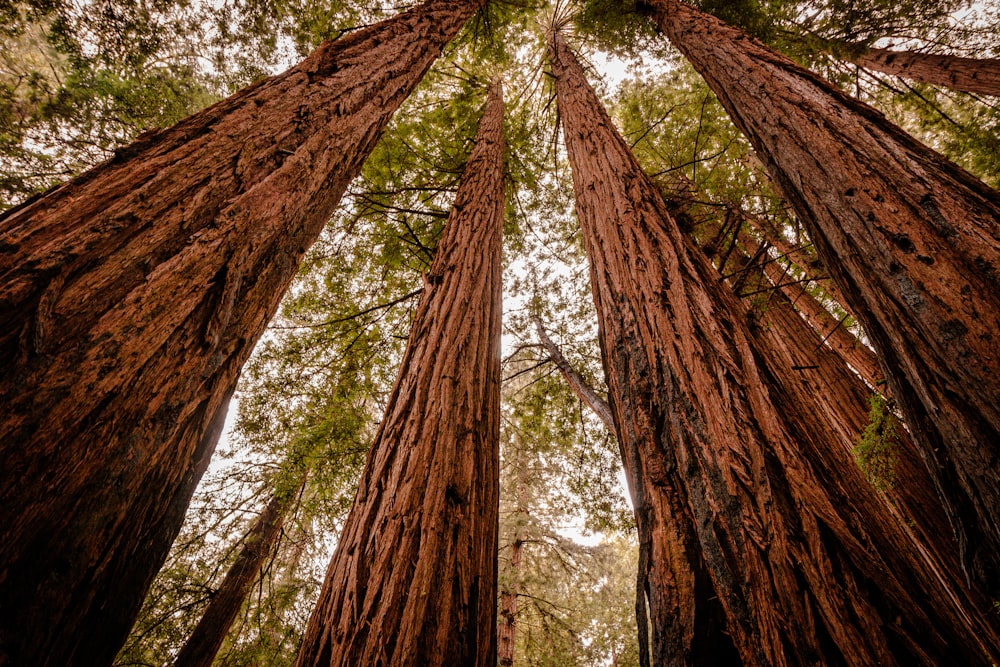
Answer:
0;1;483;664
498;453;528;667
650;0;1000;597
764;262;883;389
731;212;885;389
173;482;301;667
293;82;504;667
742;231;885;390
743;265;963;593
551;33;1000;666
854;48;1000;97
674;185;955;573
497;537;523;667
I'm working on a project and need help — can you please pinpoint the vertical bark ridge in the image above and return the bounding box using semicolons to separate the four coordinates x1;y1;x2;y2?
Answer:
853;48;1000;97
733;212;885;390
551;33;1000;666
0;2;484;664
293;82;504;667
553;35;743;667
650;0;1000;596
731;241;959;574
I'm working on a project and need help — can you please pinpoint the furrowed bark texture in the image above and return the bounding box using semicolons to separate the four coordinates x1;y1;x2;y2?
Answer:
0;2;483;664
554;37;738;667
765;261;884;389
735;215;885;390
552;34;1000;666
742;267;966;606
173;486;295;667
651;0;1000;596
854;48;1000;97
293;83;504;667
682;190;954;571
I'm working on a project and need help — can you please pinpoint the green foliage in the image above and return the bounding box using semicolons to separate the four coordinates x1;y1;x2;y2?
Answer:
9;0;999;663
853;394;901;492
0;0;220;207
863;78;1000;188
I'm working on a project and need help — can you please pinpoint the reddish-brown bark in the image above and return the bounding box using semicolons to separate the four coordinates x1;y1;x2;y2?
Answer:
650;0;1000;597
854;48;1000;97
496;536;523;667
733;213;885;389
552;33;1000;666
744;267;963;593
173;483;299;667
0;2;483;664
293;83;504;667
675;188;954;571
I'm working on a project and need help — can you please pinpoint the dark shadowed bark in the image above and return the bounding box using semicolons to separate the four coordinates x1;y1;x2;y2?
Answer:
552;33;1000;666
0;2;484;664
173;481;301;667
293;82;504;667
650;0;1000;597
854;48;1000;97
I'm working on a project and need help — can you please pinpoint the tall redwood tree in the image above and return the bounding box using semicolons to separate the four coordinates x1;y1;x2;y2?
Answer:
648;0;1000;596
294;82;504;667
852;48;1000;97
552;33;1000;666
0;1;485;664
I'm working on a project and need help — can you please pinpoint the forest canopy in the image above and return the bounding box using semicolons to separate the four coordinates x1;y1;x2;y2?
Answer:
1;0;999;664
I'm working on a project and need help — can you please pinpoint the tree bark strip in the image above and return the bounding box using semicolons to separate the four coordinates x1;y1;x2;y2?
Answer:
854;48;1000;97
0;2;484;664
741;263;964;598
293;82;504;667
650;0;1000;596
173;481;301;667
742;233;885;390
552;33;1000;666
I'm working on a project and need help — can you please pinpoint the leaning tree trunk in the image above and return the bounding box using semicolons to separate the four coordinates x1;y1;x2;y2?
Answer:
534;318;614;431
0;2;484;664
498;440;529;667
173;480;302;667
853;47;1000;97
649;0;1000;597
741;264;964;594
293;82;504;667
669;182;955;572
552;36;738;667
734;213;885;389
551;33;1000;666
